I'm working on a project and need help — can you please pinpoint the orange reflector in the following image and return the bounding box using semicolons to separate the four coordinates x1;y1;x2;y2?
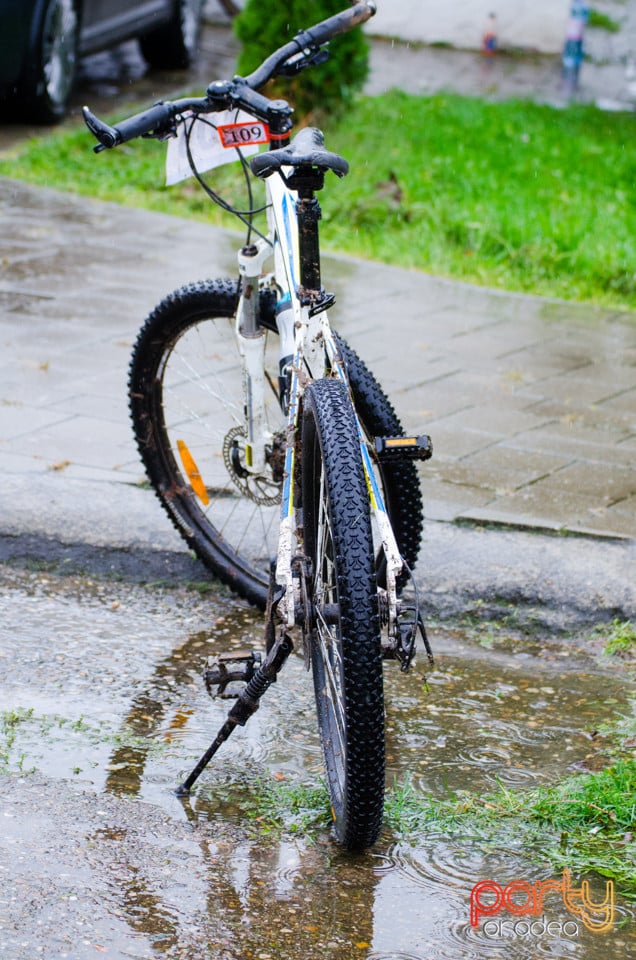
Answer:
177;440;210;505
384;437;418;447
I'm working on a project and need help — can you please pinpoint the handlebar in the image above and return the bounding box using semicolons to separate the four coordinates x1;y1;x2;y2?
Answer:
242;1;376;90
83;2;376;153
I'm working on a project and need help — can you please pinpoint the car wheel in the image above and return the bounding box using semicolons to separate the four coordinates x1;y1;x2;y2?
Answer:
26;0;79;123
139;0;204;70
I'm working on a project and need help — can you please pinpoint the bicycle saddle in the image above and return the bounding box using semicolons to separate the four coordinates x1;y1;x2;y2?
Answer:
250;127;349;179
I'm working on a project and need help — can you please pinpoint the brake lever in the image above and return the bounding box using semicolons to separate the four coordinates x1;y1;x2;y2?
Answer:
277;45;330;77
82;106;119;153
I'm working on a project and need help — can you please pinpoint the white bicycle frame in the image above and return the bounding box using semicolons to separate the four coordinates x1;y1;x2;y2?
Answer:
233;166;403;630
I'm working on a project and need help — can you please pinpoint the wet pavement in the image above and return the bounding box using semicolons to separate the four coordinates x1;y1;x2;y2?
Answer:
0;176;634;626
1;11;635;960
1;564;634;960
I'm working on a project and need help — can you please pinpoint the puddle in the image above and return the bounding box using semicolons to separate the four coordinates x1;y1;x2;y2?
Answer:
0;564;634;959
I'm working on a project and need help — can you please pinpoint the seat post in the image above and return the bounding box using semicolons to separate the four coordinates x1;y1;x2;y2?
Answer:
297;188;322;300
288;167;326;304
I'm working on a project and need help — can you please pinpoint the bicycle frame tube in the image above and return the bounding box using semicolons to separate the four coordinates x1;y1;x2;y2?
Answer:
235;163;403;628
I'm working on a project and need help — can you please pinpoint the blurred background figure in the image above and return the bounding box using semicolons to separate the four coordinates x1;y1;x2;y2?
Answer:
482;12;498;57
562;1;589;97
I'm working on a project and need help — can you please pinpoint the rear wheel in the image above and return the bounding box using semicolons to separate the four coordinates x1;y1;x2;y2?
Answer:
128;279;423;609
302;378;385;850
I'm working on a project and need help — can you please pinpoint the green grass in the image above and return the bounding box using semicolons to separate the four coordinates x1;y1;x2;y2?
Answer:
589;9;622;33
386;763;636;897
232;704;636;898
240;761;636;897
599;619;636;658
1;92;635;308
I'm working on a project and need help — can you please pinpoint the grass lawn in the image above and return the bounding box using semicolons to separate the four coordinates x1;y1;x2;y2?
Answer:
1;91;635;309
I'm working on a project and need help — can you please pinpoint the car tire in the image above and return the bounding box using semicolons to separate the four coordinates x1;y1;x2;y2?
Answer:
139;0;204;70
23;0;79;123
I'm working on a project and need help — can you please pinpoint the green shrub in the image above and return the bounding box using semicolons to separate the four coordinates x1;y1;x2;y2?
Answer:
234;0;370;120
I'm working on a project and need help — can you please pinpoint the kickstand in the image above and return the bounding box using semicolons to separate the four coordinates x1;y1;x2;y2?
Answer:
175;580;290;796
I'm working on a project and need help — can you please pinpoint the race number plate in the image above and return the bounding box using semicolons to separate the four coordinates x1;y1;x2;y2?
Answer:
166;110;269;185
217;120;270;149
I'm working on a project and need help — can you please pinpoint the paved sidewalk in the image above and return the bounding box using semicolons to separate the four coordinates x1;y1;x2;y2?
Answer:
1;178;634;542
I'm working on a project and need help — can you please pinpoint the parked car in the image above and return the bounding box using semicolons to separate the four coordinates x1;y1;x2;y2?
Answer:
0;0;205;123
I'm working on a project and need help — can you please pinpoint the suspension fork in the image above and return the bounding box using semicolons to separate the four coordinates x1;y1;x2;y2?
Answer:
235;240;271;473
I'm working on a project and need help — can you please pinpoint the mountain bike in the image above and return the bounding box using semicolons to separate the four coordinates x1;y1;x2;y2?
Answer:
83;0;433;850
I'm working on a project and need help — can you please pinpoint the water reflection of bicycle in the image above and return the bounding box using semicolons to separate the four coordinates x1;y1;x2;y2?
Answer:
101;624;377;960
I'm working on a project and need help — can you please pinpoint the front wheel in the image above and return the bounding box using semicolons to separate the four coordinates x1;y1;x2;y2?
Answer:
302;378;385;850
129;279;423;609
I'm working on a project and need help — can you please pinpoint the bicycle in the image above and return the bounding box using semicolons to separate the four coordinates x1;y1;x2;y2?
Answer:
83;0;433;850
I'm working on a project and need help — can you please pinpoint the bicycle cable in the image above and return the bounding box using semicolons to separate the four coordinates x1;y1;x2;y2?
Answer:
183;114;272;247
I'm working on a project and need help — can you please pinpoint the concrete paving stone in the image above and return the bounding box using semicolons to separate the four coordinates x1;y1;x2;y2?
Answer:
463;486;636;539
401;370;534;417
1;323;120;358
0;448;140;483
526;398;636;435
460;505;632;539
531;460;636;502
593;496;636;538
47;392;132;426
0;404;76;441
41;460;142;484
0;449;54;475
418;476;496;523
416;308;510;341
429;445;572;493
532;363;636;395
357;346;463;391
13;415;134;471
425;403;551;438
596;387;636;421
390;396;461;436
507;421;635;466
0;370;77;408
418;425;501;460
496;345;597;381
0;351;129;408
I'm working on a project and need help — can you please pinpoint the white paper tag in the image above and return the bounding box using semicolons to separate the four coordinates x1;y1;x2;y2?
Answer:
165;110;269;185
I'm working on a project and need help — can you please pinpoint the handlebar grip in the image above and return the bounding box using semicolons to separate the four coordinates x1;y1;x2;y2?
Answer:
300;1;376;46
83;102;175;152
114;102;176;142
82;106;120;151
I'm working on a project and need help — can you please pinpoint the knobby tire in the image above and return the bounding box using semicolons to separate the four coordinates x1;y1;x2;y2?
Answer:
302;377;385;850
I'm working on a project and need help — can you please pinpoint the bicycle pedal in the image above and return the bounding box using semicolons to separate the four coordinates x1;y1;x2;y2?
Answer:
374;435;433;463
204;650;262;699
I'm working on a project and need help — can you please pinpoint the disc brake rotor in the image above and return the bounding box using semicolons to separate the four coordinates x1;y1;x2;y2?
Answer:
222;425;282;506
